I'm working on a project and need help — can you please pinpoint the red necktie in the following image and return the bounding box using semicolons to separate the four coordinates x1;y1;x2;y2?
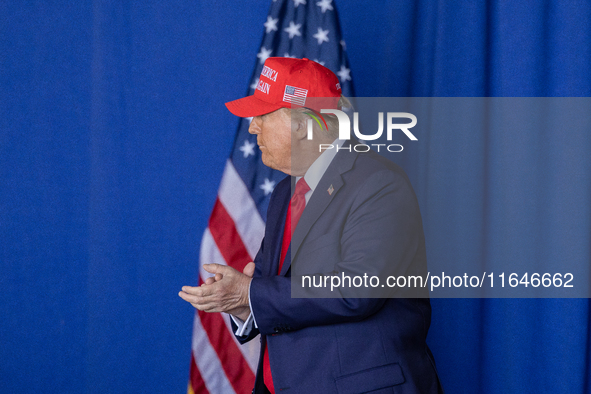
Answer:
263;178;310;394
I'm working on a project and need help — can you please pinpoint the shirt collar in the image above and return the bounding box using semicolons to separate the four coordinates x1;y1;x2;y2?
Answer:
296;139;343;193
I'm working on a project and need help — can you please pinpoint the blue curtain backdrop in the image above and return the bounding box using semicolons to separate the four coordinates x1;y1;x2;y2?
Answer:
1;0;590;393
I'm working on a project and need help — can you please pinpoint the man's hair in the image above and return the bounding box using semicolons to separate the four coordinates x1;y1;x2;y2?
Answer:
282;95;352;141
323;95;352;139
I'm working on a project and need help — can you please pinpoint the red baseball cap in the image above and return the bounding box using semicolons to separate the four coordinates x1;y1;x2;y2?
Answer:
225;57;342;117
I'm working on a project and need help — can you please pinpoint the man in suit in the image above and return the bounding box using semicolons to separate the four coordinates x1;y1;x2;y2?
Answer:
180;57;443;393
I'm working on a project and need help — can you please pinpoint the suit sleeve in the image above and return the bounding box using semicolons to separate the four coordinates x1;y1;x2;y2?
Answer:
230;239;265;344
249;169;424;336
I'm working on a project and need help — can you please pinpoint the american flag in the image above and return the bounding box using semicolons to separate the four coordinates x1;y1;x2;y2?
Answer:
283;85;308;106
188;0;354;393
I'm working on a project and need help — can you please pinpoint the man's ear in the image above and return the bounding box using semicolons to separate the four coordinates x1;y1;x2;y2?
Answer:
291;116;309;141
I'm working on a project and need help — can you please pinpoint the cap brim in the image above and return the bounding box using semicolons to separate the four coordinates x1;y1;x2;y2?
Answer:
225;95;285;118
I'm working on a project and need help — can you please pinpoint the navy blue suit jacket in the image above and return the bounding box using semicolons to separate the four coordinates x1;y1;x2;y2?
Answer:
235;147;443;394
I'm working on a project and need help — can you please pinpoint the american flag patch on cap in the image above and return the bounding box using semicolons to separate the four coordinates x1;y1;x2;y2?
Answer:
283;85;308;106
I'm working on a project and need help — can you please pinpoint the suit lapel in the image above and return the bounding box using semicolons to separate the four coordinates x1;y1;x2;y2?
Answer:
267;178;291;277
279;148;358;276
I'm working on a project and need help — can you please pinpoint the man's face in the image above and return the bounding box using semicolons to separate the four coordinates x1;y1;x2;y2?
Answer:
248;108;292;174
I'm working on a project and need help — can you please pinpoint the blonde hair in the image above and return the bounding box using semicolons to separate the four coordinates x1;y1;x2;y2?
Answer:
281;95;352;140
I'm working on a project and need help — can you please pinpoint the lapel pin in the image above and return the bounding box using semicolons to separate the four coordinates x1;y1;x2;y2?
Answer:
328;184;334;195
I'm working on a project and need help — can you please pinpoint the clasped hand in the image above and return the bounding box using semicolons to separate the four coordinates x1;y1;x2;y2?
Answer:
179;262;255;321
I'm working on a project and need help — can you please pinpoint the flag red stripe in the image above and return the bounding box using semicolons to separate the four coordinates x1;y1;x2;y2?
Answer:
208;198;252;271
189;352;209;394
198;309;256;393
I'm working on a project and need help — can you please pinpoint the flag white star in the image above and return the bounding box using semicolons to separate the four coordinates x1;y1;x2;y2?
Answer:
264;16;278;33
250;78;259;91
313;27;329;45
313;59;325;66
284;52;296;58
260;178;276;196
284;21;302;39
340;40;347;50
293;0;306;7
316;0;334;13
239;140;256;158
337;65;351;81
257;47;273;64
